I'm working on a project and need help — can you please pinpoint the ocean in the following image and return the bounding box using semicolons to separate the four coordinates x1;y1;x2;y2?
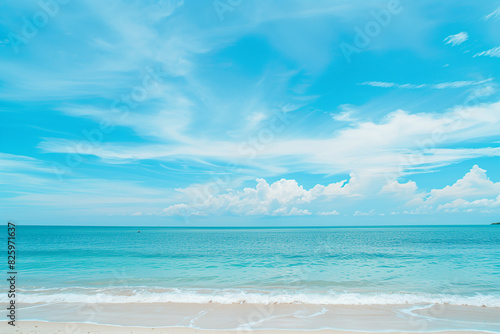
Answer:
5;225;500;307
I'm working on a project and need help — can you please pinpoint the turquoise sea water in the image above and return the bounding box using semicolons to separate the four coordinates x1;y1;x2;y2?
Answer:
3;225;500;306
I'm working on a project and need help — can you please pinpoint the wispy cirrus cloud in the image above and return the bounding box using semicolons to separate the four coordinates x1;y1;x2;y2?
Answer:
359;78;493;89
474;46;500;58
38;100;500;179
353;209;376;216
484;6;500;21
318;210;340;216
444;32;469;46
0;153;177;217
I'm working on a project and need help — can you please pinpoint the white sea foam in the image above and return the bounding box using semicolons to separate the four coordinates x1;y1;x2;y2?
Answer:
6;288;500;307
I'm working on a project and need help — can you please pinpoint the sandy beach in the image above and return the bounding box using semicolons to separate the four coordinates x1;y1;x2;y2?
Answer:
11;321;497;334
4;302;500;333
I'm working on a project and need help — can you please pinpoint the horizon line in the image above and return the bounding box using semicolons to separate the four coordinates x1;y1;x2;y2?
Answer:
9;224;496;228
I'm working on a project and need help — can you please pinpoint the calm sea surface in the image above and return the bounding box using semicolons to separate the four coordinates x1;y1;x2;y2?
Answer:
3;225;500;305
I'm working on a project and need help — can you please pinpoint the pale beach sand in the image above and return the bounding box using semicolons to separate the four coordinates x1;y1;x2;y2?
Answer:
4;302;500;333
11;321;496;334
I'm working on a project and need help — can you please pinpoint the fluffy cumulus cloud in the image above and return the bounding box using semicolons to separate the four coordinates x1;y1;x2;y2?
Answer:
159;164;500;217
160;177;356;216
444;32;469;46
273;207;312;216
428;165;500;203
380;180;420;198
409;165;500;213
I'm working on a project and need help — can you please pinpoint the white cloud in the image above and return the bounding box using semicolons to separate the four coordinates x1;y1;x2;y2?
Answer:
161;203;206;216
360;81;398;88
0;152;56;174
353;209;376;216
0;153;178;218
484;6;500;21
273;207;312;216
39;100;500;187
427;165;500;203
402;209;426;215
160;165;500;217
331;104;362;124
433;81;484;89
469;84;497;99
380;180;419;197
332;111;354;121
318;210;340;216
359;78;492;89
160;177;357;216
438;196;500;212
409;165;500;214
444;32;468;46
474;46;500;58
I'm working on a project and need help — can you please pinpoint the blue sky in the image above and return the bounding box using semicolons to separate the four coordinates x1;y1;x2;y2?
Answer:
1;0;500;225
